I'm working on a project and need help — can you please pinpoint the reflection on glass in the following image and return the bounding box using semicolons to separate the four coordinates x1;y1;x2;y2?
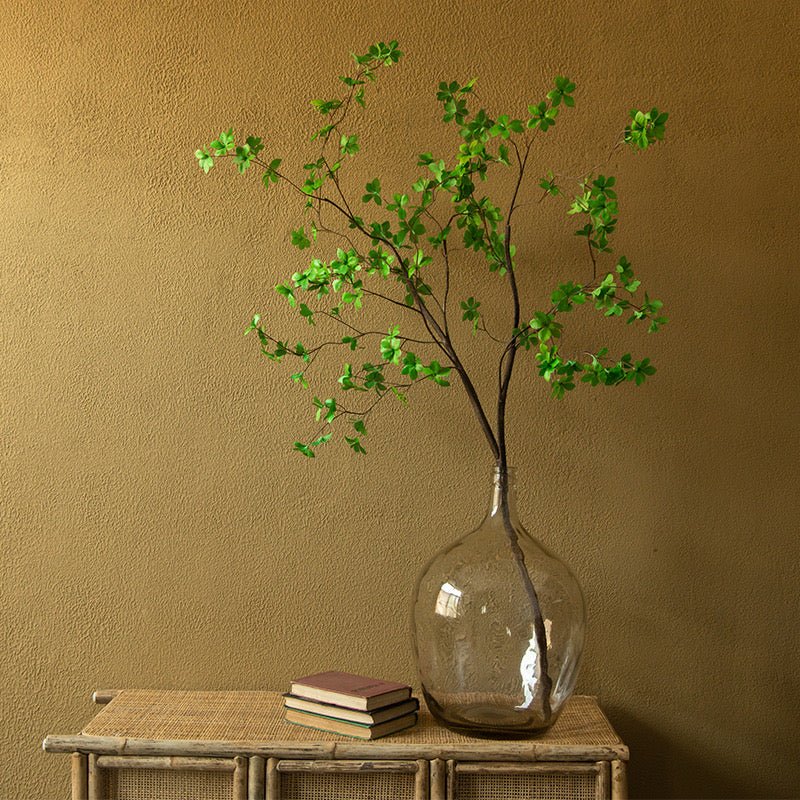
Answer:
435;581;462;618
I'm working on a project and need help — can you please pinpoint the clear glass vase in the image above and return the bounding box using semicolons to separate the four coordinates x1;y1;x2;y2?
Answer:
411;467;586;737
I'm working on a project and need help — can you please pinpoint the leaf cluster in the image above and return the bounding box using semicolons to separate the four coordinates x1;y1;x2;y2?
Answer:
196;42;669;458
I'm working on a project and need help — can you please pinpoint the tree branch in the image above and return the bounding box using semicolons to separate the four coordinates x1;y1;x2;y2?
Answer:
256;142;500;459
496;141;530;470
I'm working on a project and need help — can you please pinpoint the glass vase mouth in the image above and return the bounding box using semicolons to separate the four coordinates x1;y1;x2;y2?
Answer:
489;466;517;518
492;465;517;485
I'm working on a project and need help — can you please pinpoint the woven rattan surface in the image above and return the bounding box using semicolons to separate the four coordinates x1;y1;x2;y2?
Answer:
82;691;622;750
107;769;232;800
456;771;597;800
281;771;415;800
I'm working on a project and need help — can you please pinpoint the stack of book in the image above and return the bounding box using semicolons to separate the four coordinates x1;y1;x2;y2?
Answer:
284;671;419;740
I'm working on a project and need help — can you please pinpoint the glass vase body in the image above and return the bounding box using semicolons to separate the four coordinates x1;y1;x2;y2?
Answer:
411;468;586;737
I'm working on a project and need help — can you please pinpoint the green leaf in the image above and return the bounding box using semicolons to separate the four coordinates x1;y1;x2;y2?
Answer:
233;144;255;174
310;99;342;115
625;107;668;150
291;227;312;250
195;149;214;173
338;363;356;391
243;314;260;335
298;303;315;325
310;124;334;142
527;102;559;132
550;282;585;312
361;362;387;392
530;312;563;342
345;435;367;454
380;326;403;364
261;158;282;188
422;360;452;386
340;134;360;156
460;296;481;334
539;172;560;196
401;351;423;379
245;136;264;156
362;178;383;205
390;386;408;404
210;129;235;155
312;397;337;424
295;341;310;363
290;371;308;389
341;336;359;351
293;442;315;458
547;75;576;108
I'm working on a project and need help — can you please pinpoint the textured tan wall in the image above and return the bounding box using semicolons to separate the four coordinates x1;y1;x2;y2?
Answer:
3;0;799;797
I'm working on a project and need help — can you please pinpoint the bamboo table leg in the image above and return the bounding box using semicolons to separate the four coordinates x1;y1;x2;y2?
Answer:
233;756;247;800
611;759;628;800
266;757;280;800
248;755;266;800
596;761;611;798
430;758;445;800
87;754;104;800
71;753;88;800
446;759;455;800
414;759;429;800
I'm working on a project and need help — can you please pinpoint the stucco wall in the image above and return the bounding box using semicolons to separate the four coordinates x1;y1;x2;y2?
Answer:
3;1;799;797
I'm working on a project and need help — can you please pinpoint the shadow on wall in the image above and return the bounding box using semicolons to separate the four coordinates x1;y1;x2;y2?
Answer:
611;709;763;800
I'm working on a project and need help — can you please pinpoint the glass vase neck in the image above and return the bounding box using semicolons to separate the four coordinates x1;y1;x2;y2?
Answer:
489;466;517;518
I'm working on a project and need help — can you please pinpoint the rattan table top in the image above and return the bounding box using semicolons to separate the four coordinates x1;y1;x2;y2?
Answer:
68;690;626;760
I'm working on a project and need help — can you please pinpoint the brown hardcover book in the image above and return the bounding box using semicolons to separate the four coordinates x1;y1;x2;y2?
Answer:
283;693;419;725
289;671;412;711
284;708;418;739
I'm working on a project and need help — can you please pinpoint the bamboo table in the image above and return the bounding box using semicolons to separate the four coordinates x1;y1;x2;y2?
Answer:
43;690;628;800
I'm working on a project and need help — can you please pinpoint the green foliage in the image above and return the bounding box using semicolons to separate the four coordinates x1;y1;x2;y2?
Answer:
293;441;315;458
340;134;360;156
539;171;560;197
534;344;657;399
345;433;367;454
490;115;524;139
262;158;282;189
527;102;558;132
422;360;451;387
362;363;387;391
551;282;586;312
530;312;563;343
195;149;214;174
311;99;342;115
195;41;668;458
291;227;312;250
380;326;403;364
460;296;481;334
547;76;576;108
569;175;618;250
401;352;423;379
291;371;308;389
211;129;235;154
616;256;640;293
354;40;402;67
234;136;264;173
362;178;382;205
298;303;314;325
313;396;337;423
436;79;475;125
625;107;669;150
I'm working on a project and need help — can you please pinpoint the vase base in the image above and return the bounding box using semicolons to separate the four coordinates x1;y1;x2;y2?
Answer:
424;692;553;738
